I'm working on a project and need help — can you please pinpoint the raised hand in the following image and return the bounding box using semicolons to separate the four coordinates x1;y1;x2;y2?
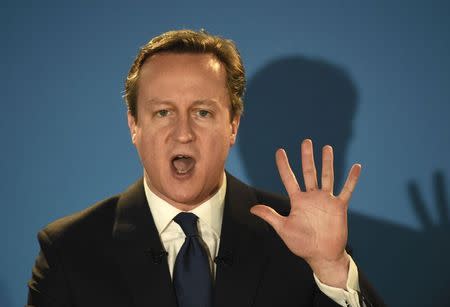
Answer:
250;139;361;288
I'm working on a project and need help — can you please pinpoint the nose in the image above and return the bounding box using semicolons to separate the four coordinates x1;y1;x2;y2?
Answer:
173;115;195;143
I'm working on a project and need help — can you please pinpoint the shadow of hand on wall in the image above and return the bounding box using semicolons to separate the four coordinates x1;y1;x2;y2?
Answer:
238;56;450;306
349;171;450;306
407;171;450;303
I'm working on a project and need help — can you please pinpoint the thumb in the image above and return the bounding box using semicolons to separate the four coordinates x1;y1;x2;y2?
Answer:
250;204;284;232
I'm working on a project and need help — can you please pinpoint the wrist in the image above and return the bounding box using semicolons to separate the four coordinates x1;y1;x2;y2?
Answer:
308;251;350;289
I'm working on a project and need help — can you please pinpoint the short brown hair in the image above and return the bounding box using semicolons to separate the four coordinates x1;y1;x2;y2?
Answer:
124;29;245;120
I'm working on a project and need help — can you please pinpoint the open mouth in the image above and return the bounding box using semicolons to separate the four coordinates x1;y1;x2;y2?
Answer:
171;155;196;175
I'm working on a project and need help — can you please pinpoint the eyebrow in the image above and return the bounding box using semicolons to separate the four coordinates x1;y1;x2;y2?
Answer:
143;98;170;105
191;99;220;107
144;98;220;106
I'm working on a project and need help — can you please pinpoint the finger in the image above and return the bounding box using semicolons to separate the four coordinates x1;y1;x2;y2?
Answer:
275;149;301;199
250;204;285;233
321;145;334;193
301;139;318;191
338;164;362;203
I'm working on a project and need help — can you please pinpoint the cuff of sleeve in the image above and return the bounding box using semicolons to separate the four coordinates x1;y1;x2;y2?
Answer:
313;255;361;307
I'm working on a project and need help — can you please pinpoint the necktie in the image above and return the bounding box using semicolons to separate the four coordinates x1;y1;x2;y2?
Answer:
173;212;213;307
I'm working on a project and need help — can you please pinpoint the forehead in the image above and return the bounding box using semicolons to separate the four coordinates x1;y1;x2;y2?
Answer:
140;52;226;81
137;52;229;105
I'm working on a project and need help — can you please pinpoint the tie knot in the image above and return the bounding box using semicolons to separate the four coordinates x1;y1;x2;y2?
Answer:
173;212;199;237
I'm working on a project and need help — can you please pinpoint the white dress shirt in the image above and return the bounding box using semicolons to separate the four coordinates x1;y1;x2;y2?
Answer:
144;174;362;307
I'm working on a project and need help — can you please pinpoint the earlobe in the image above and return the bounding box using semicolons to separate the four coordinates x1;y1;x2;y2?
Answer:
230;115;241;145
127;111;137;144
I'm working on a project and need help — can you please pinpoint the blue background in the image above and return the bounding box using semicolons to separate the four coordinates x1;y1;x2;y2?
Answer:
1;1;449;306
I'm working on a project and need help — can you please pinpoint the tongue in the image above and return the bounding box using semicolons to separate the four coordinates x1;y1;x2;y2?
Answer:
173;157;195;174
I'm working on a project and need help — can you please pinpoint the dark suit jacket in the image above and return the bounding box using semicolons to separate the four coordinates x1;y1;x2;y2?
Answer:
28;173;383;307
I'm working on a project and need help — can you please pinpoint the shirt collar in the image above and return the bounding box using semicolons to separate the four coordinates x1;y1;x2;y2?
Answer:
144;173;227;239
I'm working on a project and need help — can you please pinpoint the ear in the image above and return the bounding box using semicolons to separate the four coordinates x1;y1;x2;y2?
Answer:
229;115;241;146
127;111;137;144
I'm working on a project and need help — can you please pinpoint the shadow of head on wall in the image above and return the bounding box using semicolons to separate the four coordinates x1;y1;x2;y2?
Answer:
239;55;357;193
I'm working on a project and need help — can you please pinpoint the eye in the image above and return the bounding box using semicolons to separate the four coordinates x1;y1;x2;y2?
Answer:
156;109;170;117
197;109;211;118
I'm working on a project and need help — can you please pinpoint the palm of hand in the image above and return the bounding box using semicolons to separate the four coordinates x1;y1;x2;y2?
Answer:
251;139;361;265
280;190;348;262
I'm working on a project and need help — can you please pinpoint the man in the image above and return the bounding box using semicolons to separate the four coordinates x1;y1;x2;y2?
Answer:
28;30;384;306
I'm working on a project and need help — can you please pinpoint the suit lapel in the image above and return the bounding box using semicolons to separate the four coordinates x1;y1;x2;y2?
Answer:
214;173;271;307
111;179;177;307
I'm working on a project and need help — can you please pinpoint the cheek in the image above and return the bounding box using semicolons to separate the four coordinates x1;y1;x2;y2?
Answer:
135;128;164;161
203;129;233;161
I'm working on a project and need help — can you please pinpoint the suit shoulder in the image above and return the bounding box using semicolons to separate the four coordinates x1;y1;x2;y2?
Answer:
253;187;291;216
226;172;291;216
40;194;120;245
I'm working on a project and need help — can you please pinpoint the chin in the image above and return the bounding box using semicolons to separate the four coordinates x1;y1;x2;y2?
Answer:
165;188;202;206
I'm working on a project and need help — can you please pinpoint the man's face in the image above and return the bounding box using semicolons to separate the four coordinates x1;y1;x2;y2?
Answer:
128;53;240;210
